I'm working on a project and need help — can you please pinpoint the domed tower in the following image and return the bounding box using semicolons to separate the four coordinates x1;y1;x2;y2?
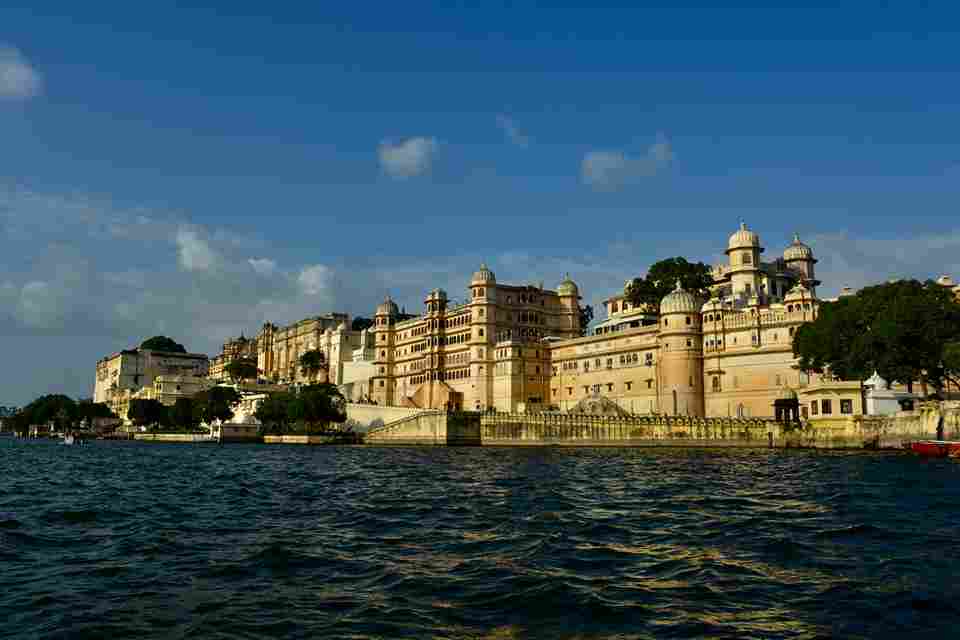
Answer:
372;295;399;405
556;273;581;335
783;233;819;296
725;222;763;304
657;280;704;417
469;264;497;410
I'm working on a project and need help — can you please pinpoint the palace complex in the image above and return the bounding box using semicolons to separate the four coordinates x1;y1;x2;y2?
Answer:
94;223;960;424
367;224;836;417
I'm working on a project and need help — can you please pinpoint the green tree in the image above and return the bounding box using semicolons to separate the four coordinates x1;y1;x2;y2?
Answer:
943;341;960;390
253;391;296;435
578;304;594;336
794;279;960;396
624;257;714;311
296;383;347;434
17;394;79;432
224;357;258;382
351;317;375;331
76;401;116;430
140;336;187;353
193;386;242;425
171;397;200;431
127;398;167;430
299;349;326;382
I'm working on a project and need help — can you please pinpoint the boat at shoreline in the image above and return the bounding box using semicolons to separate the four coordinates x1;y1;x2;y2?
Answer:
908;440;960;458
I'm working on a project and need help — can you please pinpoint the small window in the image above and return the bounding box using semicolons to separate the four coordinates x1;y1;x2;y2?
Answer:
625;381;632;391
821;399;832;415
811;400;818;415
840;399;853;415
647;380;652;389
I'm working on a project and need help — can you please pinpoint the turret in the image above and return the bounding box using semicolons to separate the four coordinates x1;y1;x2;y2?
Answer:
725;222;763;304
372;296;399;405
556;273;581;334
657;280;704;417
783;233;819;295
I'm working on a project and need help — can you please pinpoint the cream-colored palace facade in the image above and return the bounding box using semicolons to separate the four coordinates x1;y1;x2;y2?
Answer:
96;223;960;422
370;225;868;418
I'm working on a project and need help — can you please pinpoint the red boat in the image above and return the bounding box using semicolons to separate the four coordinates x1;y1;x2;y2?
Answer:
908;441;960;458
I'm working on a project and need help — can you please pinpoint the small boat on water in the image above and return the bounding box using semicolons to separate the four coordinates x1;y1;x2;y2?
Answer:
908;441;960;458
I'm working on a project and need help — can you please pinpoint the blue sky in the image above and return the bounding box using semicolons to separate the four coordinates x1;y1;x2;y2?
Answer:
2;1;959;405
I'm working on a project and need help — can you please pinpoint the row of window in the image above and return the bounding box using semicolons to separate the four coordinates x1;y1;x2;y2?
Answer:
554;352;655;374
810;399;854;415
551;380;654;396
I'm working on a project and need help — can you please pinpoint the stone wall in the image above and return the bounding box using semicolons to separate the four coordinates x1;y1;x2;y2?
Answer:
133;433;212;443
364;411;481;446
798;401;960;449
345;403;430;433
480;412;783;447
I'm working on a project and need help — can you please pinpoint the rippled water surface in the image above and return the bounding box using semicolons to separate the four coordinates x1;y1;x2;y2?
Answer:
2;439;960;639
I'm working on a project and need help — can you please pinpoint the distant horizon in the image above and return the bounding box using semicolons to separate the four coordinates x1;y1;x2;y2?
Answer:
3;2;960;404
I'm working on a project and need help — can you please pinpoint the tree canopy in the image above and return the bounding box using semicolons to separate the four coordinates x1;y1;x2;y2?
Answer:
224;357;258;381
140;336;187;353
193;386;242;425
7;394;80;433
624;257;714;311
77;400;116;429
351;317;375;331
578;304;594;336
254;384;347;435
793;279;960;395
171;397;201;431
128;398;167;429
299;350;326;380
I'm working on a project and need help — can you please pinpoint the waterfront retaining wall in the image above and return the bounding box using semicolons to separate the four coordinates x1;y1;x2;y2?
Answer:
480;413;784;447
364;411;481;446
345;403;428;433
133;433;212;443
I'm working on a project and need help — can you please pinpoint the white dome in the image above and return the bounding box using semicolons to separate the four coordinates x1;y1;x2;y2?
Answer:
660;280;700;315
557;273;579;297
376;295;399;316
727;222;761;253
471;263;496;285
784;233;813;261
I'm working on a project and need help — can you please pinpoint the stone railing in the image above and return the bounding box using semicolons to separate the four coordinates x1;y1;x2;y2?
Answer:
479;412;783;447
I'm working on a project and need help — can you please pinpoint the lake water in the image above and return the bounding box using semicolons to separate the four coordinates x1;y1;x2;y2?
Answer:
2;439;959;639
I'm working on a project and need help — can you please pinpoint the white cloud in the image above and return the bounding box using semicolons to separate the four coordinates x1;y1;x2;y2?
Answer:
248;257;277;275
0;46;42;100
582;134;674;188
378;137;438;179
496;114;530;148
175;228;218;272
298;264;333;296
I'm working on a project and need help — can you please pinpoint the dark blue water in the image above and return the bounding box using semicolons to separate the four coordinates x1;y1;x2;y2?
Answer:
2;440;959;639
